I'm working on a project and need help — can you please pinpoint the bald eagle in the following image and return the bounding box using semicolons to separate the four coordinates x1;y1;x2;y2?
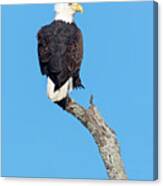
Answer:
37;3;84;108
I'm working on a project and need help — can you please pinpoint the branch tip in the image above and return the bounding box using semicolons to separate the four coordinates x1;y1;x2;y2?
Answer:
89;95;94;106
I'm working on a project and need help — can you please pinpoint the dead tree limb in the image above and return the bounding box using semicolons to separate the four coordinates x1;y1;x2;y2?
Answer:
57;96;127;180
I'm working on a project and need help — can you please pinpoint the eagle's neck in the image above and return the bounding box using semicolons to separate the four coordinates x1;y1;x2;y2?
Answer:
55;12;74;24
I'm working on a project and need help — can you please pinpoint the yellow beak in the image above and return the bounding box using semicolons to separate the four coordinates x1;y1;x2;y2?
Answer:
71;3;84;13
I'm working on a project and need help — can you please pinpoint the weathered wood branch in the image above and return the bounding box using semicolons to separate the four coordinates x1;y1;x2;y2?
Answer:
57;96;127;180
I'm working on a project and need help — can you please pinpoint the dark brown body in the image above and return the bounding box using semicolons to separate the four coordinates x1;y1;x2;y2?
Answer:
37;20;84;90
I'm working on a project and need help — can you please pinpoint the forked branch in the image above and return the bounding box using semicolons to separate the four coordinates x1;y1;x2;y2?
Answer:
56;96;127;180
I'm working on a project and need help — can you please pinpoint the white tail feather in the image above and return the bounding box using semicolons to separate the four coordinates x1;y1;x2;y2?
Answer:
47;77;73;102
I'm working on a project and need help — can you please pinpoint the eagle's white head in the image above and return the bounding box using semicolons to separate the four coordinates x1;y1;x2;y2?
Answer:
54;3;84;24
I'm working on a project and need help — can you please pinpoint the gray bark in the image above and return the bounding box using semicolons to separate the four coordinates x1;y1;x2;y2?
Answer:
57;96;127;180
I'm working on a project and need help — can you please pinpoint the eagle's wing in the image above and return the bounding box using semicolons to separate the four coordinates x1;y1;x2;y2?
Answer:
37;28;51;75
66;29;83;74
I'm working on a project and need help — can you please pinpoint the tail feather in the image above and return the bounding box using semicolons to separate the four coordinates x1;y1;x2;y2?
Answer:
47;77;73;102
47;75;84;109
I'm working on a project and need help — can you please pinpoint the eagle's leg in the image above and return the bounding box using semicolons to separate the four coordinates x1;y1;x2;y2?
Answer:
55;96;71;110
55;98;67;110
73;69;85;89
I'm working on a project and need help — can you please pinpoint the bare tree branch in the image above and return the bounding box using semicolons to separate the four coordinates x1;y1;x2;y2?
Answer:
56;96;128;180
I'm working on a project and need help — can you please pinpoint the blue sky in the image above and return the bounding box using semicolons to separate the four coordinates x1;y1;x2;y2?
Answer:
1;2;156;180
